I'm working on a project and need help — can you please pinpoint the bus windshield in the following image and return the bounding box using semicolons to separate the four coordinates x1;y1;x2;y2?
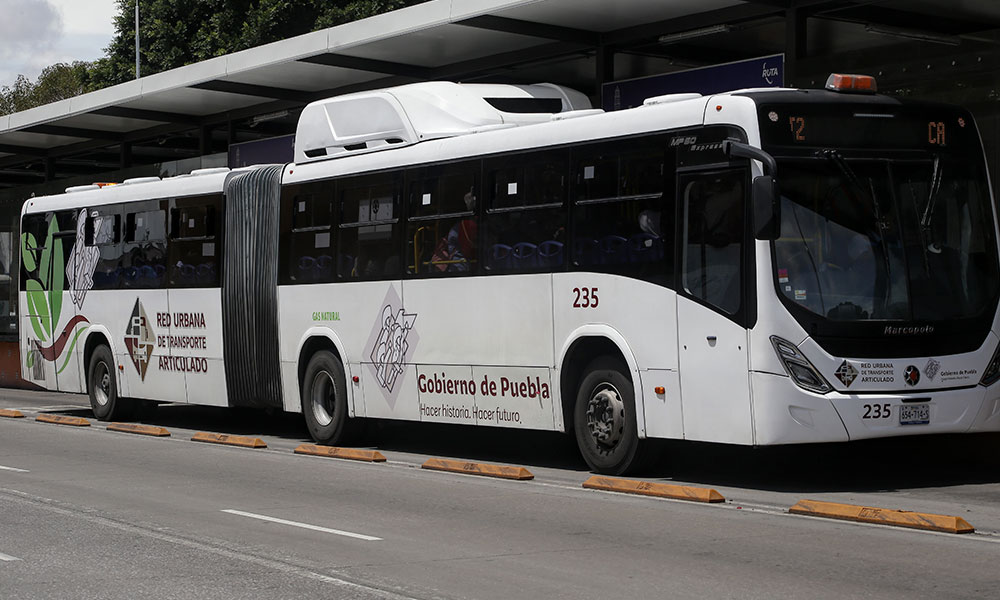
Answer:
773;154;999;323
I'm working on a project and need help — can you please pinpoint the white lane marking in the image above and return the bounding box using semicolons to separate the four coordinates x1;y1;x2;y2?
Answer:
0;552;21;561
221;509;382;541
2;489;412;598
0;465;29;473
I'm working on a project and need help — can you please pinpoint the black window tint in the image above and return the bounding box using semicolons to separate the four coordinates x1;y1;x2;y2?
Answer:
407;162;480;275
482;150;567;274
572;138;672;285
484;208;565;273
573;141;664;201
291;188;333;230
86;207;123;290
122;204;167;289
409;167;476;219
169;195;223;288
340;175;401;280
280;181;335;284
681;170;746;314
489;151;566;210
20;211;79;290
19;213;48;289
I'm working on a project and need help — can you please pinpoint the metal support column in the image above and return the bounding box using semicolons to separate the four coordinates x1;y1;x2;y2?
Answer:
119;142;133;170
595;44;615;108
199;125;213;156
785;7;808;88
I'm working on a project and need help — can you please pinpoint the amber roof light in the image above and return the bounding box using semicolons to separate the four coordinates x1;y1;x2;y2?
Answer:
825;73;877;94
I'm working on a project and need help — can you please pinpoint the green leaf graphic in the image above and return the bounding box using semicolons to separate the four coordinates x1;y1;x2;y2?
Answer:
50;235;64;328
20;232;37;272
57;326;86;374
26;348;35;369
39;219;56;286
26;279;50;340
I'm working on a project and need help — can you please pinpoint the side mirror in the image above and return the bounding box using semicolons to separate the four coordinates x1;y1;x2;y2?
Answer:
753;175;780;241
723;140;781;241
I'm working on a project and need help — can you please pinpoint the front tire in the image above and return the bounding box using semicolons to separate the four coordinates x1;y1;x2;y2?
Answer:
87;345;132;421
301;351;364;445
573;356;646;475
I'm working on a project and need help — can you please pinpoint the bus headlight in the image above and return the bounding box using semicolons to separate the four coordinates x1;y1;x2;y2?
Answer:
770;336;832;394
980;344;1000;387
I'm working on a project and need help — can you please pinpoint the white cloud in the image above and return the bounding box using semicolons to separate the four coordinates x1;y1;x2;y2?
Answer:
0;0;116;88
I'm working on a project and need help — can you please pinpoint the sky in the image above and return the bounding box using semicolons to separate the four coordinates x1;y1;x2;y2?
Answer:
0;0;117;88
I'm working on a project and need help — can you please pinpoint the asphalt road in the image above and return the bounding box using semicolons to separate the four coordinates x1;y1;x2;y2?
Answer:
2;388;1000;599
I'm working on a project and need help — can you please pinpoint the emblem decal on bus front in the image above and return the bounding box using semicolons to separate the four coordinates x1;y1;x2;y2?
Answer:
834;360;858;387
124;299;155;381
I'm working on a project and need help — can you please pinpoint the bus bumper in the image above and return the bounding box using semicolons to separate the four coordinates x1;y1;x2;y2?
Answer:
753;371;999;444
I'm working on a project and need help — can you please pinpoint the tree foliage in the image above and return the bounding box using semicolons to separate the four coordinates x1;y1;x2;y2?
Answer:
96;0;425;88
1;0;425;115
0;62;95;115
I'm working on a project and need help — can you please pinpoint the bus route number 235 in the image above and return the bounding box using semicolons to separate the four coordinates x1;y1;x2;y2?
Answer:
572;287;599;308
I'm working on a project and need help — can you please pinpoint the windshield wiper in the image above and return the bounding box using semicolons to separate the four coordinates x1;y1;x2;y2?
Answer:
920;156;943;254
817;149;895;311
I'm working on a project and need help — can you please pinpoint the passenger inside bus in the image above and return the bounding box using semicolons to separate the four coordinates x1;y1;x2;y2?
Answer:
437;189;477;272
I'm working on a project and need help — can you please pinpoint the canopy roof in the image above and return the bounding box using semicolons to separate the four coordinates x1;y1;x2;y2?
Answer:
1;0;998;188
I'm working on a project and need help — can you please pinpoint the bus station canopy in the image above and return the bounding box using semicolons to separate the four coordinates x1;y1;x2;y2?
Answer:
1;0;998;188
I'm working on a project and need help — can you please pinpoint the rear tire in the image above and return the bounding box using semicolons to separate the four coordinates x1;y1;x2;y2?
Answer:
87;345;132;421
301;350;364;445
573;356;649;475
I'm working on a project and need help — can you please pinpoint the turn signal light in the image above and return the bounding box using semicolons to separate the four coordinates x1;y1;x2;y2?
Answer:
825;73;877;94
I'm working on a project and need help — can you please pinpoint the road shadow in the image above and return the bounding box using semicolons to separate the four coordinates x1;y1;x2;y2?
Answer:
654;433;1000;493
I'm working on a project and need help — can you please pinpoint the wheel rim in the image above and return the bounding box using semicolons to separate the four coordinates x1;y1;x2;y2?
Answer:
310;370;336;427
94;362;111;407
585;382;625;449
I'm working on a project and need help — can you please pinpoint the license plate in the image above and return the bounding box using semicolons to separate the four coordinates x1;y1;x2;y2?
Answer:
899;403;930;425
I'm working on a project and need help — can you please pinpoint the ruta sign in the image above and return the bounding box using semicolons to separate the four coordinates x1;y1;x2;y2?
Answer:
602;54;784;111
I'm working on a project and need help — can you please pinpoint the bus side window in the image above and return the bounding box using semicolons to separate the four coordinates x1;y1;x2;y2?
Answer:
20;213;48;289
280;181;334;285
406;161;479;276
484;150;567;274
86;208;122;290
168;194;223;288
340;174;401;280
20;211;79;290
571;138;672;285
122;205;167;289
680;170;746;315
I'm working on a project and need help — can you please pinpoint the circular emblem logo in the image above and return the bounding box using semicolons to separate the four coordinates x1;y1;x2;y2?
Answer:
903;365;920;386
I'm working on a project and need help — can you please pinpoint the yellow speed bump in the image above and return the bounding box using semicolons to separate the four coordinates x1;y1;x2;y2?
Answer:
108;423;170;437
36;414;90;427
789;499;974;534
191;432;266;448
583;476;725;503
294;444;386;462
421;458;534;480
0;409;24;418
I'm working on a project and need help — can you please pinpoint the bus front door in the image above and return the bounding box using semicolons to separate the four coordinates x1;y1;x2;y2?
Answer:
675;169;753;444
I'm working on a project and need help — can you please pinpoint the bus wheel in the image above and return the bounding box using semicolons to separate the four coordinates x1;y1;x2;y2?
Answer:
87;345;132;421
301;351;363;445
573;357;642;475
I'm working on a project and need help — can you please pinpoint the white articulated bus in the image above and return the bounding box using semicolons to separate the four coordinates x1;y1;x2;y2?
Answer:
20;75;1000;474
